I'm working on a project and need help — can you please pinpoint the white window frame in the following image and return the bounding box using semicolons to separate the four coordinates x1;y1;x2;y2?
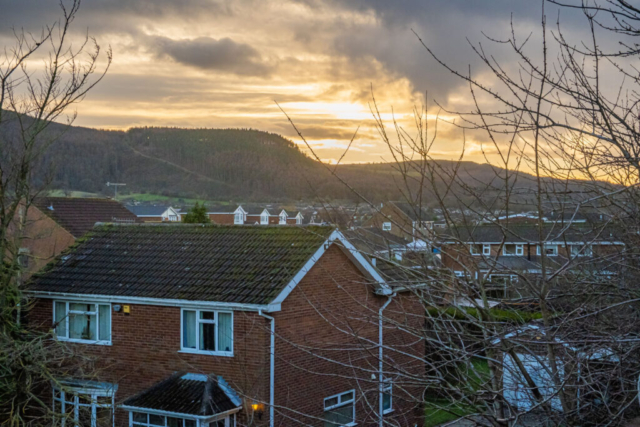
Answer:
279;213;287;225
180;308;233;357
503;244;523;256
53;384;115;427
482;244;491;256
260;212;269;225
323;390;356;427
537;244;558;256
53;301;111;345
129;411;236;427
382;222;392;231
296;213;303;225
570;244;592;257
233;212;244;225
382;380;393;415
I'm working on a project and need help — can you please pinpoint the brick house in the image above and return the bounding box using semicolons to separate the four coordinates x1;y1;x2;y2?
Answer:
27;224;425;427
437;223;625;298
14;197;140;276
126;205;182;222
363;202;434;242
207;205;303;226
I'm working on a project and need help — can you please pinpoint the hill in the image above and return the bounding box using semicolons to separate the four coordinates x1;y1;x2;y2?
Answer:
1;116;597;205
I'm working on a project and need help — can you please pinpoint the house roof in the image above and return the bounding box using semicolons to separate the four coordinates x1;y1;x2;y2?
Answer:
343;227;409;254
125;205;175;217
437;223;623;243
33;197;140;238
29;224;336;305
122;372;240;417
391;202;432;222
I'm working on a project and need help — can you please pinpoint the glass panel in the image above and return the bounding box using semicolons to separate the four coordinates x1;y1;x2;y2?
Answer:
149;414;165;426
340;391;354;402
200;311;214;321
98;305;110;341
324;397;338;408
184;420;196;427
70;303;93;312
183;311;196;349
200;322;216;351
55;302;67;338
69;313;97;340
132;412;148;423
323;404;353;427
213;420;226;427
96;405;112;427
382;392;391;411
218;313;232;352
167;417;182;427
77;403;92;426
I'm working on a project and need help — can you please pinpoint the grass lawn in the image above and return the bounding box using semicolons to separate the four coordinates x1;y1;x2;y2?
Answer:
424;358;490;426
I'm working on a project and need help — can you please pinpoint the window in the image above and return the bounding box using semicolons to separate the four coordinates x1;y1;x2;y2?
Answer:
53;384;115;427
18;247;30;268
279;213;287;225
260;212;269;225
181;309;233;356
296;214;303;225
482;244;491;256
382;381;392;415
503;244;523;256
54;302;111;344
382;222;391;231
537;244;558;256
470;244;481;255
168;215;178;222
323;390;355;427
234;212;244;225
570;244;592;257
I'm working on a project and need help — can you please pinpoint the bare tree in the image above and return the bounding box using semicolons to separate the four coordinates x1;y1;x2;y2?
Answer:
0;1;111;424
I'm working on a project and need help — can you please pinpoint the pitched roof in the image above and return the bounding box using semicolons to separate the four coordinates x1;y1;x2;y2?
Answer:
437;223;623;243
126;205;175;216
391;202;432;221
33;197;140;238
122;372;240;417
29;224;335;305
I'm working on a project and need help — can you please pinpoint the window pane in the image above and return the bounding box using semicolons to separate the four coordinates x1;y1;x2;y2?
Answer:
70;303;93;312
167;417;182;427
341;391;354;402
382;392;391;411
218;313;232;352
324;397;338;408
149;414;165;425
96;405;112;426
323;404;353;427
78;404;92;426
69;313;96;340
200;322;216;351
132;412;148;422
200;311;214;320
98;305;111;341
183;311;196;349
55;302;67;337
184;420;196;427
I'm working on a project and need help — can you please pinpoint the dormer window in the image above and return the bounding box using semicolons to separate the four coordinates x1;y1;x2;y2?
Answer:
279;211;288;225
296;213;303;225
234;212;244;224
503;244;523;256
260;210;270;225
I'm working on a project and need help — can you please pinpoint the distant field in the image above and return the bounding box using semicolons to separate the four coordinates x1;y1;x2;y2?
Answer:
46;190;233;207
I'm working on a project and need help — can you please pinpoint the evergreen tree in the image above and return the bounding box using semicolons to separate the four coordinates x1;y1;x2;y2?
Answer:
182;202;210;223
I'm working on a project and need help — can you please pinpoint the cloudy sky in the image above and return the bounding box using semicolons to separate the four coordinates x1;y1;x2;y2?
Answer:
0;0;591;164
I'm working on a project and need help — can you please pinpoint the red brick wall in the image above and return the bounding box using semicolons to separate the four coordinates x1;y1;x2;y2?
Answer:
273;245;424;426
209;213;235;224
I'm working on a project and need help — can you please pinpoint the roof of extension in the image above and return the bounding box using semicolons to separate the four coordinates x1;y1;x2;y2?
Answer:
122;372;240;417
33;197;140;238
125;205;175;217
29;224;336;305
437;223;624;243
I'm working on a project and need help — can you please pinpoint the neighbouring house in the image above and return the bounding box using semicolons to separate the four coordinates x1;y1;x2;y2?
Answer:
363;202;435;242
126;205;182;222
12;197;140;276
437;223;625;299
27;224;425;427
207;205;304;225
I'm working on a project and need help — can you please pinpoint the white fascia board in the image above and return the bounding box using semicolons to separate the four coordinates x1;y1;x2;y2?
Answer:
27;291;281;312
269;230;391;306
234;206;247;215
260;208;270;216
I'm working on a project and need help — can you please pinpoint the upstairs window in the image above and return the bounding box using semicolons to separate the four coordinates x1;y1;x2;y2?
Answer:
54;302;111;344
296;215;303;225
537;244;558;256
181;309;233;356
570;244;592;257
324;390;355;427
482;244;491;256
470;244;481;255
260;212;269;225
382;222;392;231
234;212;244;225
279;213;287;224
503;244;523;256
382;380;393;415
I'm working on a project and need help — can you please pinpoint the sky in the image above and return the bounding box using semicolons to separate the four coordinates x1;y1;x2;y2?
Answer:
0;0;597;165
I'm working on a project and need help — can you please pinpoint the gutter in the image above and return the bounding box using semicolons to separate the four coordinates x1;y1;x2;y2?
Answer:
259;310;275;427
379;293;396;427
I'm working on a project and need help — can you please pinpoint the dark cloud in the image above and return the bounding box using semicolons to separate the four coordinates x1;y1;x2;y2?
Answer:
149;36;272;76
